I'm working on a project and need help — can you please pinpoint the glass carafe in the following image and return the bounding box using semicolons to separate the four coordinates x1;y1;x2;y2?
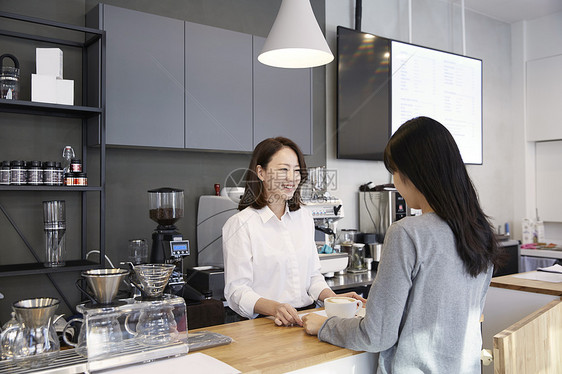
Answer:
0;312;19;360
125;304;178;346
63;314;123;358
1;298;60;369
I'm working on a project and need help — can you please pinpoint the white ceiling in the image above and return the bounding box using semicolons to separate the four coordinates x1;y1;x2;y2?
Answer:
457;0;562;23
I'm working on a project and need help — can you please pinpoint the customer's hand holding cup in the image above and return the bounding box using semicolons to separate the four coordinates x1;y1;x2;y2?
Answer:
324;296;363;318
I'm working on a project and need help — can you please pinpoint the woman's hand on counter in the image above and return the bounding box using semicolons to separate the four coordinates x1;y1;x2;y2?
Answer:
318;288;367;305
255;298;303;327
302;313;328;336
336;291;367;304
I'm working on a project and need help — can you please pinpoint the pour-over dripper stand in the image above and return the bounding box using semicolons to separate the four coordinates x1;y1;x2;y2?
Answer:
81;300;128;309
77;269;129;307
129;264;175;300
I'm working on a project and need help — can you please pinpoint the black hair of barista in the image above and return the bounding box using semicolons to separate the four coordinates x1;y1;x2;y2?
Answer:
383;116;503;277
238;137;308;212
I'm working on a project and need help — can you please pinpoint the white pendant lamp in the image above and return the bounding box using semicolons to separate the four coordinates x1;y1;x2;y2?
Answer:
258;0;334;69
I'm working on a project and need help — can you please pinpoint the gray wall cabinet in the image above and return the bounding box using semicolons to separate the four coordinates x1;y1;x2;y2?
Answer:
253;37;313;155
92;4;185;148
89;5;313;154
185;22;253;151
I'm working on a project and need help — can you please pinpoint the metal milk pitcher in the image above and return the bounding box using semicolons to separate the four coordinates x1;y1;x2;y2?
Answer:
0;298;60;369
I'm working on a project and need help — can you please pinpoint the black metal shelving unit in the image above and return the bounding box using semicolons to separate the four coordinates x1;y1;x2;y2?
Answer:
0;11;106;309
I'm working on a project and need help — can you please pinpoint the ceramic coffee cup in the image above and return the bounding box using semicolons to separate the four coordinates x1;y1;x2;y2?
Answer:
324;296;362;318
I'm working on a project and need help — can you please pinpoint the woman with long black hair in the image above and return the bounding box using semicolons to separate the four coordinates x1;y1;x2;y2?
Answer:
303;117;503;373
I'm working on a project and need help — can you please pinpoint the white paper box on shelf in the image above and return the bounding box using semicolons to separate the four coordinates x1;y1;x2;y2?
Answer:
32;75;74;105
36;48;63;79
56;79;74;105
31;74;57;103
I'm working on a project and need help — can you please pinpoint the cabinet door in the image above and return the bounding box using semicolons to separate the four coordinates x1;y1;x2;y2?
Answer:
526;55;562;141
252;37;313;155
102;5;184;148
536;141;562;222
185;22;253;151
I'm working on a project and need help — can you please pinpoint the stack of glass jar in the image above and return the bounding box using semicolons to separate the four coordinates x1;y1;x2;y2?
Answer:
0;160;66;186
64;158;87;186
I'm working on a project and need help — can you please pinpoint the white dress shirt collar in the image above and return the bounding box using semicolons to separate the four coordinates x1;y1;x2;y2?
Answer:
257;203;292;223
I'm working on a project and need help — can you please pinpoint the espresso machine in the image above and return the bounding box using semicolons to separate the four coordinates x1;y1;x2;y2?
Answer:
358;188;410;240
302;197;344;247
300;167;345;247
148;188;190;291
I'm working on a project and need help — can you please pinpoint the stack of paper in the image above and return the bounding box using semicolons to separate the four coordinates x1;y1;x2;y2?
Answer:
537;264;562;274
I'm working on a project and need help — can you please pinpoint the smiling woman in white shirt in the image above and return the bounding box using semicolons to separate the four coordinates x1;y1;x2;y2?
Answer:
222;137;364;327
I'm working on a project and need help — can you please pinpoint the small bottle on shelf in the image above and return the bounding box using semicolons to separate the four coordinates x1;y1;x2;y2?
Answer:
0;161;10;185
55;162;63;185
62;146;75;174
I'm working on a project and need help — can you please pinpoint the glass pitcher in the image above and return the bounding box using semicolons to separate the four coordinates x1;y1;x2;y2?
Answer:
125;304;178;346
63;314;123;358
0;298;60;369
0;312;19;360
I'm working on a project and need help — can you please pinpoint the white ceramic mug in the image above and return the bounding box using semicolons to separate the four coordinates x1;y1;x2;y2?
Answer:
324;296;362;318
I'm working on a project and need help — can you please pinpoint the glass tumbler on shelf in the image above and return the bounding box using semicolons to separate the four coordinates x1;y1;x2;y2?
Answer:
128;239;149;265
43;200;66;268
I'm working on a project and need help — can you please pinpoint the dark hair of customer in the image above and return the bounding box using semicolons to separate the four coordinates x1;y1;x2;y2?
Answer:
383;116;502;277
238;137;308;212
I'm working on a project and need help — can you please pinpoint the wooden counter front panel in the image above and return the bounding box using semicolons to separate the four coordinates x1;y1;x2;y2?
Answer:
493;299;562;373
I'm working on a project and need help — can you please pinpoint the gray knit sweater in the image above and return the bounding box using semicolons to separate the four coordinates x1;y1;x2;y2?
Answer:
318;213;492;373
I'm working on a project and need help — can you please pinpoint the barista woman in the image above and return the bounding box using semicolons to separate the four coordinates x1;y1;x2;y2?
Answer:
222;137;364;327
302;117;503;373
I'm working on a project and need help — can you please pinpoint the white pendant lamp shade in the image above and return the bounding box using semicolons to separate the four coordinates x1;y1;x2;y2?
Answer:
258;0;334;68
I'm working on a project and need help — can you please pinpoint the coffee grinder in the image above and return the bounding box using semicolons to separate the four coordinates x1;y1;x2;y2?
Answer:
148;188;190;292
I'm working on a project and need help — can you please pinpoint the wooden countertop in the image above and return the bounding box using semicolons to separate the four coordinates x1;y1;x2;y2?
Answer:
190;312;364;373
490;271;562;296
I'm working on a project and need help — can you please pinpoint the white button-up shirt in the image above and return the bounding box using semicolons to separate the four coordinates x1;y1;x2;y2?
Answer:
222;205;329;319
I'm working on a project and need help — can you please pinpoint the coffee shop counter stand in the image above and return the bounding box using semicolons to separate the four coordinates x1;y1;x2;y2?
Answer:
90;267;379;373
0;276;378;373
96;309;378;374
171;265;379;373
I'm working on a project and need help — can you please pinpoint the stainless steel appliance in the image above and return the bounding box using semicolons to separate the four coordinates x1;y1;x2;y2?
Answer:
196;195;238;268
302;197;344;247
193;195;239;300
358;190;410;239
